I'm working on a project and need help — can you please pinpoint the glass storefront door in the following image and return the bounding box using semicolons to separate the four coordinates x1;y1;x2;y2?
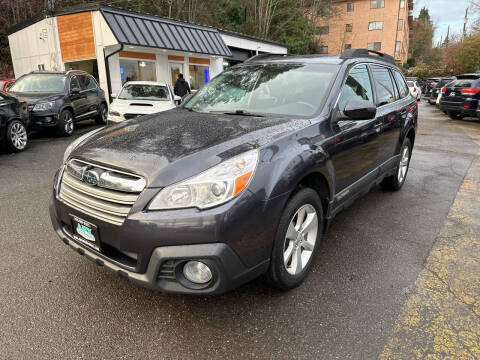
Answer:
169;62;184;85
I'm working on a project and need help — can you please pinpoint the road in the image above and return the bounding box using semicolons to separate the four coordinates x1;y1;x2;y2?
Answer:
0;105;479;359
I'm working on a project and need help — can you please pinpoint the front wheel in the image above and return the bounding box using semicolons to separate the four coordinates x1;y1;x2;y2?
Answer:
6;120;28;152
266;188;323;290
57;109;74;136
381;138;412;191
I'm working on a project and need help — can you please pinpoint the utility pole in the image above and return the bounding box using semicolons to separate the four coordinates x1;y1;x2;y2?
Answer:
444;25;450;46
463;7;468;39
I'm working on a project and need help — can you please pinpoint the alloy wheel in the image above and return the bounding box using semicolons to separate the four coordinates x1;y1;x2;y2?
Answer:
64;112;74;134
10;122;27;150
397;146;410;183
283;204;318;276
101;105;107;122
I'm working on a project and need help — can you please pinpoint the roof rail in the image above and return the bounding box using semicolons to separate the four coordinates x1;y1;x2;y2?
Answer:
340;48;396;65
244;53;290;62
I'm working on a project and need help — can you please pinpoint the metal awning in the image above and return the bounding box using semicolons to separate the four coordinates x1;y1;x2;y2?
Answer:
100;7;232;57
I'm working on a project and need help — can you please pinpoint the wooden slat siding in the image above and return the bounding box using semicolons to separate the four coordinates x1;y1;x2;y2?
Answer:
119;51;156;60
168;55;184;61
57;12;95;61
189;57;210;65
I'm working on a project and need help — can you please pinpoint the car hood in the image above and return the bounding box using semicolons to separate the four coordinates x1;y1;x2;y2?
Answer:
72;108;311;188
9;92;63;104
110;98;175;115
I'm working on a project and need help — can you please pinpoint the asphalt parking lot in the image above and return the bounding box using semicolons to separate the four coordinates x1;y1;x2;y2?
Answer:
1;104;479;359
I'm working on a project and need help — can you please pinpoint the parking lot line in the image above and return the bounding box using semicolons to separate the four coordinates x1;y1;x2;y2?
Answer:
380;130;480;359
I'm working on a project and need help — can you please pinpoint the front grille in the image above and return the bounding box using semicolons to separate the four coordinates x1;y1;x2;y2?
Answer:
59;160;145;226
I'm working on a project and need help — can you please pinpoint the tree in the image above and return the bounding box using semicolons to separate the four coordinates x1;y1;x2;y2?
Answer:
409;7;436;65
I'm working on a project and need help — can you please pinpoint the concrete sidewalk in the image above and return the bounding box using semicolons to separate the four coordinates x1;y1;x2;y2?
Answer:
380;126;480;359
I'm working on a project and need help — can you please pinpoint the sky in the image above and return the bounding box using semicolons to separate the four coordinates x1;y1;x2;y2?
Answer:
413;0;473;44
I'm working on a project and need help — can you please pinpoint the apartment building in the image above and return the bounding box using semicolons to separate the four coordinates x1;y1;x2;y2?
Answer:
315;0;413;64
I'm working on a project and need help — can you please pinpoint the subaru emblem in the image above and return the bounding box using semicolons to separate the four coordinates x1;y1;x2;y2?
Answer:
82;169;99;186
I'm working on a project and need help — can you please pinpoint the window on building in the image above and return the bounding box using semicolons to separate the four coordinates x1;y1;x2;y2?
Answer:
395;41;401;53
189;64;210;90
392;70;410;98
397;19;404;30
367;42;382;51
346;24;353;32
371;65;396;105
368;21;383;30
319;46;328;54
316;26;329;35
400;0;405;8
345;44;352;50
337;65;374;114
347;2;354;11
371;0;385;8
119;59;156;84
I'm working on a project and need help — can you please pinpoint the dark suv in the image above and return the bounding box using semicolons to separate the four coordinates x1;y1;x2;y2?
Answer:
0;90;29;152
9;70;107;136
50;49;417;294
440;74;480;120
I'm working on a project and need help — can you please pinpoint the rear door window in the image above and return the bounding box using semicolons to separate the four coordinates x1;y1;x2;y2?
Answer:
81;75;97;90
393;71;410;98
370;65;396;106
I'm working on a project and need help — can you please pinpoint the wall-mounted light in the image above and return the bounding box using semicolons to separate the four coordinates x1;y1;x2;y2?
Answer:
139;61;146;67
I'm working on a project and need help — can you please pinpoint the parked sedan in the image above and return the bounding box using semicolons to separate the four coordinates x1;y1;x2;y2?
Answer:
0;90;29;152
407;80;422;100
107;81;179;123
440;74;480;120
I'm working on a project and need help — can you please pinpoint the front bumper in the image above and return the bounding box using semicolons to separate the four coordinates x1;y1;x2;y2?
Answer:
30;112;59;128
50;199;270;294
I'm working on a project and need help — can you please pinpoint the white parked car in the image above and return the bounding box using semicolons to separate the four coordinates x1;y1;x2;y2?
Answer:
407;81;422;100
107;81;180;123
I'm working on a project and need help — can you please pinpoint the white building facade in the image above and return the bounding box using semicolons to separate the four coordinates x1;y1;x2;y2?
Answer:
7;5;288;100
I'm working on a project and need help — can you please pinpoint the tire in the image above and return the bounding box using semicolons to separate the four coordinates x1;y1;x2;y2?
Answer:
266;188;323;290
448;112;464;120
381;138;412;191
57;109;74;136
95;103;108;125
5;120;28;152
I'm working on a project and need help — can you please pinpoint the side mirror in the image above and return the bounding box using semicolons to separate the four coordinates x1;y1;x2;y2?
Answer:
343;99;376;120
111;93;117;99
71;88;81;95
173;95;181;101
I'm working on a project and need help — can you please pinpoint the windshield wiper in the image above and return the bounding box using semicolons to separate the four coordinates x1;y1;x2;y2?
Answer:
209;109;265;117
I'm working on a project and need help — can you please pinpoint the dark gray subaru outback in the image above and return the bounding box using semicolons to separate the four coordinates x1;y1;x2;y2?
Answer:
50;49;417;294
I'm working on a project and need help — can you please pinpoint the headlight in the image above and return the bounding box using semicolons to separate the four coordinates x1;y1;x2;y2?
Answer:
33;101;55;112
148;149;259;210
63;127;105;163
109;110;121;117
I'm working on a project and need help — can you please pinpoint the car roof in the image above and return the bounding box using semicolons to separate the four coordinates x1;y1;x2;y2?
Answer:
122;81;169;86
244;49;399;68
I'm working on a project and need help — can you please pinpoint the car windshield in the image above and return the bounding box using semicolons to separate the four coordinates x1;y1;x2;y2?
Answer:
407;81;414;87
119;84;170;101
184;63;339;117
10;74;66;93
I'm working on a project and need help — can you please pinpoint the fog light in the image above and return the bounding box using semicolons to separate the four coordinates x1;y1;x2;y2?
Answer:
183;261;212;284
43;116;53;123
